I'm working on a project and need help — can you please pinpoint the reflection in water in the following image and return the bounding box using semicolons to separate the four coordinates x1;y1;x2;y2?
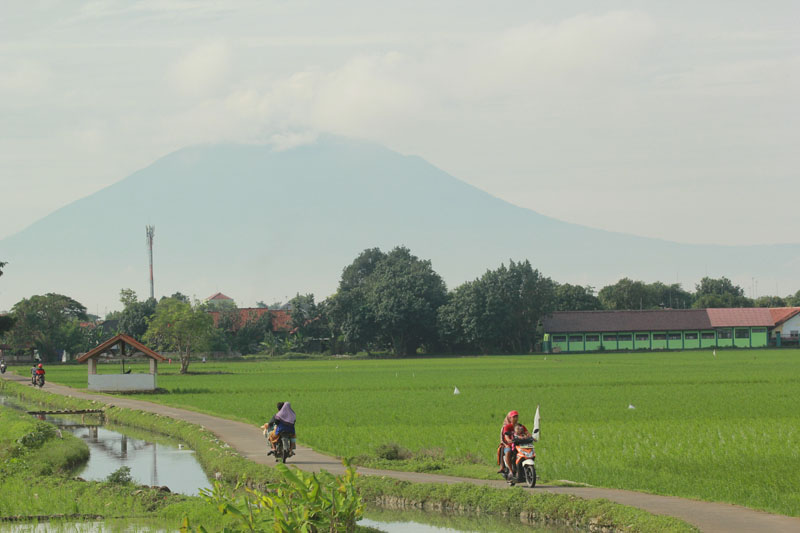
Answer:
0;394;211;497
362;506;579;533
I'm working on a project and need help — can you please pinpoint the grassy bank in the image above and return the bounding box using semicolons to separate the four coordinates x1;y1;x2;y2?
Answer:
1;379;699;532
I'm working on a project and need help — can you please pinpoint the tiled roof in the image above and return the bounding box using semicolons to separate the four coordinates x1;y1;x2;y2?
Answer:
207;308;293;332
706;308;774;327
543;309;711;333
206;292;233;301
769;307;800;326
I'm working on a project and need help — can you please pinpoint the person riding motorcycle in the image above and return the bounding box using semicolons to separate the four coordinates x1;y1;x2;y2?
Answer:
34;363;45;385
264;402;296;456
499;410;528;479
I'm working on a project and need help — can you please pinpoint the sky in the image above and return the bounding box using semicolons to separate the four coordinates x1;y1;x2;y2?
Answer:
1;1;798;246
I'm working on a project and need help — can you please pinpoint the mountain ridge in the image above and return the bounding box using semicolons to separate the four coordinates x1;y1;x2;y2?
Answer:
1;136;798;312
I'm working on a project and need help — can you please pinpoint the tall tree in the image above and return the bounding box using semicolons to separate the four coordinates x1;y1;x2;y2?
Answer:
598;278;653;310
693;277;751;308
554;283;602;311
143;298;213;374
118;297;158;340
6;293;88;361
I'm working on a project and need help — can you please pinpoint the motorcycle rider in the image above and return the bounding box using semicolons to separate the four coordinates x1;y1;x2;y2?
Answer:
500;410;529;480
34;363;45;385
265;402;296;456
30;363;37;384
262;402;284;456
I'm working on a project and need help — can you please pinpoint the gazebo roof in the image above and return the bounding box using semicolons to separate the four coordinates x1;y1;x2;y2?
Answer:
76;334;166;363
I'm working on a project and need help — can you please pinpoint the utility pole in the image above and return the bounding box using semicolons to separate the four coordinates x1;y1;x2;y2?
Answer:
146;225;155;300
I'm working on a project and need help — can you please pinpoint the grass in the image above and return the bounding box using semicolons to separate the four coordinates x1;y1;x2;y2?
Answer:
17;349;800;517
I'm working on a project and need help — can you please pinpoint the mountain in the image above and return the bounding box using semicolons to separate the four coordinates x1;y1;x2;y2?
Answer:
1;136;798;312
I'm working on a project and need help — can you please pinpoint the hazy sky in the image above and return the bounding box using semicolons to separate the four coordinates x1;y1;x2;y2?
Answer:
1;1;798;245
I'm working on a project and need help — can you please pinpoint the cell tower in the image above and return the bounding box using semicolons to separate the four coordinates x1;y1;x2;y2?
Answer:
146;225;155;299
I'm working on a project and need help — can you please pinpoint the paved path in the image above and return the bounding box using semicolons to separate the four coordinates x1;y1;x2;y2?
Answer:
3;373;798;533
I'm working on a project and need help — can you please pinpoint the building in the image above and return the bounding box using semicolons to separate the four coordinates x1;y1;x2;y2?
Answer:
769;307;800;345
206;307;293;332
205;292;235;309
542;308;779;353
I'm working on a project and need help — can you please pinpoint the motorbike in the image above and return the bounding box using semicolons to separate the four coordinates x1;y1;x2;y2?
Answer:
273;432;293;463
0;362;6;374
504;436;537;487
34;373;45;388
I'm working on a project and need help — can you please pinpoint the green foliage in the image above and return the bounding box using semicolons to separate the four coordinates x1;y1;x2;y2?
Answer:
438;260;555;353
145;297;214;373
332;247;447;355
553;283;602;311
4;293;88;360
106;466;134;484
693;276;751;308
119;296;158;339
181;461;364;532
375;442;411;461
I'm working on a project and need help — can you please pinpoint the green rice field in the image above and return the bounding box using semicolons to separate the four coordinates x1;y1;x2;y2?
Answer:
25;349;800;517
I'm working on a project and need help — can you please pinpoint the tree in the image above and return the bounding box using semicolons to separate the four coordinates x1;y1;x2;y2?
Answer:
0;261;6;277
118;297;157;339
693;277;751;308
598;278;653;310
119;288;138;309
754;295;786;308
5;293;88;361
331;247;447;355
143;298;213;374
649;282;693;309
0;261;13;336
554;284;602;311
438;260;555;354
256;301;268;308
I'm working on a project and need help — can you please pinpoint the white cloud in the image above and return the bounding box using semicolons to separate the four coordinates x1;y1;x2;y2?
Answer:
168;40;232;99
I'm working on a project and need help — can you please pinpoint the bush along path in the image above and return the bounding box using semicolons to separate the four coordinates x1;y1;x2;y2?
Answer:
3;373;798;532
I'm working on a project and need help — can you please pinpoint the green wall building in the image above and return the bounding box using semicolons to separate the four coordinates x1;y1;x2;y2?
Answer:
542;308;774;353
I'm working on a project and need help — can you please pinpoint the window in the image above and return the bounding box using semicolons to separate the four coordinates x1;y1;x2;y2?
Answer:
552;335;567;343
635;333;649;341
684;332;698;340
752;328;766;333
585;334;600;342
735;329;749;339
667;333;681;340
617;334;632;342
652;333;666;340
568;335;583;343
717;329;732;339
701;332;715;339
603;334;617;342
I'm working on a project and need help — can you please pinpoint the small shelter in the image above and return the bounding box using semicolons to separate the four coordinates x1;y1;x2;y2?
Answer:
76;334;166;391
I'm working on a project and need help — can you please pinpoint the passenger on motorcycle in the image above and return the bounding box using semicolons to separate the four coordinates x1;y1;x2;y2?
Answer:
266;402;296;456
500;411;529;478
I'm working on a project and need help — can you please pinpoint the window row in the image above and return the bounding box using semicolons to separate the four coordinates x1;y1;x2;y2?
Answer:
552;328;760;343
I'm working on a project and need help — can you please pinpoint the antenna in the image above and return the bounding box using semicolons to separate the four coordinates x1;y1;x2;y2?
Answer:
146;225;155;300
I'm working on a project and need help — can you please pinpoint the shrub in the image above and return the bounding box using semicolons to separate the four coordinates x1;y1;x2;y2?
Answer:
375;443;411;461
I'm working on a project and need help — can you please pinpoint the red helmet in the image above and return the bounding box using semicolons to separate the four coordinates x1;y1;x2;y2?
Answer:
37;363;43;368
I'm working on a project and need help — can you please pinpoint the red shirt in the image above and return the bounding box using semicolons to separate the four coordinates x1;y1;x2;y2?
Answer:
503;423;528;444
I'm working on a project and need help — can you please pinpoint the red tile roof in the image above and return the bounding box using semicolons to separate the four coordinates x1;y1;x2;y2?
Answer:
769;307;800;326
206;292;233;301
706;308;774;327
207;308;293;332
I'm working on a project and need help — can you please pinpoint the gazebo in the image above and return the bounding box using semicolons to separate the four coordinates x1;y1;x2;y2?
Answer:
76;334;166;391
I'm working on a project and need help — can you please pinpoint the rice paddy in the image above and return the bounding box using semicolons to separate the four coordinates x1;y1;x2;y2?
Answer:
31;349;800;516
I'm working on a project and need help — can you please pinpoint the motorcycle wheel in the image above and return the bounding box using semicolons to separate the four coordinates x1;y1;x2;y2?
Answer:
524;465;536;488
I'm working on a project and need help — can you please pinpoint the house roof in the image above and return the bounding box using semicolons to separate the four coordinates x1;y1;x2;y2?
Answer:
543;309;712;333
207;308;293;332
706;308;774;327
769;307;800;326
206;292;233;301
76;334;166;363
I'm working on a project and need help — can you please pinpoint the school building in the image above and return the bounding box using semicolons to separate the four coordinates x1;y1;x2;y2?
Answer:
541;308;800;353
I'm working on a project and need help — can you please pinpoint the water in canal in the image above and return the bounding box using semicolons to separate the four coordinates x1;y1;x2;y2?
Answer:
0;395;574;532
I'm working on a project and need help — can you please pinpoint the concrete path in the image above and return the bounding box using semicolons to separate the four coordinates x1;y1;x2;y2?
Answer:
3;373;798;533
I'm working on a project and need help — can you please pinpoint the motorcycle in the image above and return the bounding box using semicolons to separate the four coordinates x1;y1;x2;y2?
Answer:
0;362;6;374
34;373;45;388
273;432;293;463
504;436;537;487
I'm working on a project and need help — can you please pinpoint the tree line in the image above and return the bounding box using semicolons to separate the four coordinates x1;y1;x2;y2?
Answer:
2;249;800;366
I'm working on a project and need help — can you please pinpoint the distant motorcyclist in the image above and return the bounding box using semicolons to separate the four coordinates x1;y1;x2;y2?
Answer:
34;363;45;386
0;359;6;374
31;363;37;384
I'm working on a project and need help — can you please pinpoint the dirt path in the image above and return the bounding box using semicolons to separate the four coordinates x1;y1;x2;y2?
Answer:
3;373;798;533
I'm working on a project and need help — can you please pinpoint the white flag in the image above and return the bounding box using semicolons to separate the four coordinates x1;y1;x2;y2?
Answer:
453;386;460;395
532;405;540;441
